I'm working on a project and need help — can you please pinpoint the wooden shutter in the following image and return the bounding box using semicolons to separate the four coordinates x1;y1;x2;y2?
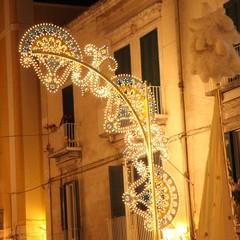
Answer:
114;45;131;75
62;85;75;123
60;180;81;237
60;185;68;230
232;131;240;181
224;0;240;32
140;29;160;86
225;131;240;182
108;166;125;218
0;209;3;230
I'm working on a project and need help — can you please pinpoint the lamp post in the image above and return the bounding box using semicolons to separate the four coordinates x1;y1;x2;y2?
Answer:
19;23;179;240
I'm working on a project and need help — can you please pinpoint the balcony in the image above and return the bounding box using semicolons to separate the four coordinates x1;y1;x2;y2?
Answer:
106;214;153;240
98;85;167;137
150;85;168;125
107;213;238;239
150;85;166;115
47;123;81;158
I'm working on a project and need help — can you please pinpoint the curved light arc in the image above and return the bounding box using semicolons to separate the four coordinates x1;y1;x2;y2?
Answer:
32;50;148;147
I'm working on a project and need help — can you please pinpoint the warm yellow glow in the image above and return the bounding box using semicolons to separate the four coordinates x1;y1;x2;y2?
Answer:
38;222;47;240
162;223;188;240
162;227;175;240
175;224;188;239
26;219;46;240
19;23;179;233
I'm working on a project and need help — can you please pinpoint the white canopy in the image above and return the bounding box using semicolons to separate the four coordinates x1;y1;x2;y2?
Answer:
197;93;237;240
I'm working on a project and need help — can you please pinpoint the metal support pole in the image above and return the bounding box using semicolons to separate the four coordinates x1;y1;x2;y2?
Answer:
216;88;234;213
32;51;161;239
145;83;159;240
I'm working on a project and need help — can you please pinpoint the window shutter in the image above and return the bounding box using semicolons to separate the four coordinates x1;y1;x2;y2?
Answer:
140;29;160;86
60;185;68;230
114;45;131;75
108;165;126;218
62;85;75;123
225;131;240;182
60;181;81;238
0;209;3;230
224;0;240;32
232;131;240;181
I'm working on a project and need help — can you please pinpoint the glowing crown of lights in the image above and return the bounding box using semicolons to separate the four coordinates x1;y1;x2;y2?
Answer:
19;23;179;231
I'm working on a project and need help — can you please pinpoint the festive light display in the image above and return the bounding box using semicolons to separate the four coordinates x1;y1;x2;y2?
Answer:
19;23;179;233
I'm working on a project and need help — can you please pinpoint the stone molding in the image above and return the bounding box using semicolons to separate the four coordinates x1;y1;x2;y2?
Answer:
56;151;81;175
66;0;121;32
66;0;162;42
105;3;162;45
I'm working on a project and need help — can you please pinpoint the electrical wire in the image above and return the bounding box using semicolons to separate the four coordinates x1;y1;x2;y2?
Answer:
0;125;212;196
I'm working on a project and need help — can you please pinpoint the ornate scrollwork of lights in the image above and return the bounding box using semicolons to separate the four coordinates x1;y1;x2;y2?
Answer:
19;23;179;232
123;164;178;231
19;23;82;92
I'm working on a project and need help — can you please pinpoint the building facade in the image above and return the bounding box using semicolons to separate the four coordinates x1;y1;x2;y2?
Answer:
0;0;86;239
1;0;240;239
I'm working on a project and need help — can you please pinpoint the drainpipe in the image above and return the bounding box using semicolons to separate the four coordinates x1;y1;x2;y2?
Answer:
48;156;54;240
174;0;195;238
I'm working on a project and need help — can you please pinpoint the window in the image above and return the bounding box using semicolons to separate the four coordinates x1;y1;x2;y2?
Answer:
62;85;75;145
60;180;81;240
140;29;160;86
108;165;125;218
140;29;164;114
225;130;240;224
112;30;164;115
62;85;75;124
224;0;240;32
224;0;240;83
114;44;131;75
225;130;240;182
0;209;3;230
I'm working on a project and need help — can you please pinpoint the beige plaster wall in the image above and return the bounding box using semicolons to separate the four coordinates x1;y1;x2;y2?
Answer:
41;0;235;239
0;0;45;238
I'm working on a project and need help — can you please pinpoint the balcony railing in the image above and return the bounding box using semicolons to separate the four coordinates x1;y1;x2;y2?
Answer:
48;123;80;154
98;85;166;136
107;214;153;240
150;86;166;115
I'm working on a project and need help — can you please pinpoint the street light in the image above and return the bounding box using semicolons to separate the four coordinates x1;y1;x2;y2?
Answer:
19;23;179;239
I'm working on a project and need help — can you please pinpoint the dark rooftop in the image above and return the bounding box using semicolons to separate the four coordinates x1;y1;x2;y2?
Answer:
33;0;99;7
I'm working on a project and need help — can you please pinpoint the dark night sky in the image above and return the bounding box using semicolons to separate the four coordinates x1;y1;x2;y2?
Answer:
33;0;99;7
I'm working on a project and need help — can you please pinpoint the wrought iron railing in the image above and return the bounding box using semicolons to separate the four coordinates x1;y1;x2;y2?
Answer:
99;85;166;136
150;86;166;115
107;214;153;240
48;123;80;152
119;86;165;128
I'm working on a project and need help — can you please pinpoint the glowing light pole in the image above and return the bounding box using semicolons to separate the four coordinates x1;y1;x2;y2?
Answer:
19;23;179;240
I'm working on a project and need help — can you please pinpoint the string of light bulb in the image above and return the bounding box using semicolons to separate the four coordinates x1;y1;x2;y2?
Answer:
19;23;179;236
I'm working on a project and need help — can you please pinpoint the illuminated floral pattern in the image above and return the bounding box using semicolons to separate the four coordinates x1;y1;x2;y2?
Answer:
19;23;179;231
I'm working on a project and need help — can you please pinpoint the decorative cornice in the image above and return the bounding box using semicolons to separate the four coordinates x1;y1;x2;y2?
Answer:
66;0;121;32
56;151;81;173
106;2;162;45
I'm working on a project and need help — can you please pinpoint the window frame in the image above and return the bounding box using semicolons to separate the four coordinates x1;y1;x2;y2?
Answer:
60;180;81;240
114;44;132;75
110;24;163;88
140;28;161;87
108;165;126;218
225;130;240;182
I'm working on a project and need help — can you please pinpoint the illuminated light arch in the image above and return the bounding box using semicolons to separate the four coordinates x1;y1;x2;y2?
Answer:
19;23;179;238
